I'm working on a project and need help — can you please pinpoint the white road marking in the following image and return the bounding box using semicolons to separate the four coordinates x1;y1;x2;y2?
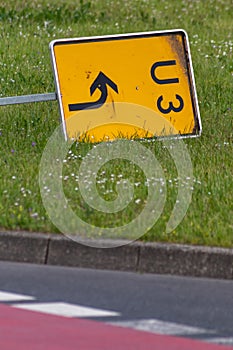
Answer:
0;291;35;302
12;302;120;318
205;337;233;345
109;319;215;336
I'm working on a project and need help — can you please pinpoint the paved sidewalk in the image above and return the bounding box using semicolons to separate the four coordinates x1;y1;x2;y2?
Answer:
0;230;232;279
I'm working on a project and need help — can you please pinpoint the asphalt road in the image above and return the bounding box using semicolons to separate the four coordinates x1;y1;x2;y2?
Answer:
0;261;232;346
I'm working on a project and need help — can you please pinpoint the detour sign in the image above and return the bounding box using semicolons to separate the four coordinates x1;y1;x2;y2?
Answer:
50;30;201;142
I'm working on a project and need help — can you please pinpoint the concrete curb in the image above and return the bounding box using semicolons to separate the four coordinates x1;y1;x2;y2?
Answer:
0;230;233;279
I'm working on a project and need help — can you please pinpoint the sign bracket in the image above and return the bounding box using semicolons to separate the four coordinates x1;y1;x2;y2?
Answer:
0;92;57;106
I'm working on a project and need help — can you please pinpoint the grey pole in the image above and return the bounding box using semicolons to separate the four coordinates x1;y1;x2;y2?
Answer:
0;92;57;106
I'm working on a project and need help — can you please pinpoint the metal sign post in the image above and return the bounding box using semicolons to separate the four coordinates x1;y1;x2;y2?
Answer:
0;93;57;106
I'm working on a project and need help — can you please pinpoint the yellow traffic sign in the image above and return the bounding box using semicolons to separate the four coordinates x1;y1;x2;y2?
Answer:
50;30;201;141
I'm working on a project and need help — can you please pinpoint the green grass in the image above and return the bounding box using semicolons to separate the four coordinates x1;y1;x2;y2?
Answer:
0;0;232;246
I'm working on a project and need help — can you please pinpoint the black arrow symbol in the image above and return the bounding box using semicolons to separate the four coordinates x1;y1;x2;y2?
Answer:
68;71;118;111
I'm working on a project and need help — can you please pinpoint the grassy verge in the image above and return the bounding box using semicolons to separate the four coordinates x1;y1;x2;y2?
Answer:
0;0;232;246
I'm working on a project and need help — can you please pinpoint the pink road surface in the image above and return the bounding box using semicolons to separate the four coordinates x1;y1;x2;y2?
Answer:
0;304;231;350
